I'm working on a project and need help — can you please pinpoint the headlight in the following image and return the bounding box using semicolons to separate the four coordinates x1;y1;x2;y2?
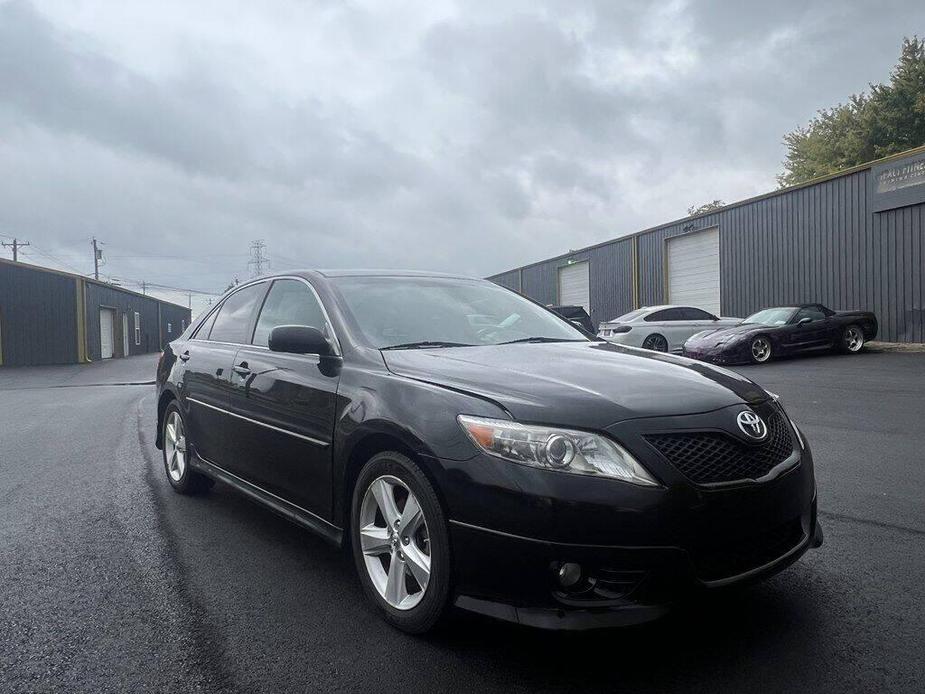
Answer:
457;415;658;486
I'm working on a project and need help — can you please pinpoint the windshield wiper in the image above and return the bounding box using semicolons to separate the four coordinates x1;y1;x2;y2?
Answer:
497;337;586;345
381;341;475;350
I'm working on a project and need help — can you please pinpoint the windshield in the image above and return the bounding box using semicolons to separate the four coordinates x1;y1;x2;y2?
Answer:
744;308;797;326
332;276;589;349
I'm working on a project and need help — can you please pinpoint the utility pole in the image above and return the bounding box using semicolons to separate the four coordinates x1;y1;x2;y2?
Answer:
247;239;269;278
141;280;147;295
187;291;192;308
1;237;29;262
91;238;103;280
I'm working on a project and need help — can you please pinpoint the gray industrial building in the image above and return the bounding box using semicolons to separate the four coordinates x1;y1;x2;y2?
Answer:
0;258;192;367
489;146;925;343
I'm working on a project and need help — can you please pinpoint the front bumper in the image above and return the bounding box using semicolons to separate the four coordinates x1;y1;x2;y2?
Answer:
683;341;751;364
449;506;821;630
431;408;819;629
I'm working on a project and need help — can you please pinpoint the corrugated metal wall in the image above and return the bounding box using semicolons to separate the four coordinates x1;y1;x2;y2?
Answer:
0;259;192;366
489;159;925;342
0;261;78;365
85;284;164;361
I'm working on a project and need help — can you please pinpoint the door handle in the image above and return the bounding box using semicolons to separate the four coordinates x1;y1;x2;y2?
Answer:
179;350;190;362
233;361;251;376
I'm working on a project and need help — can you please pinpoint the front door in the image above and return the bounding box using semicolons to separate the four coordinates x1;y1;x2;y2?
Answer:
225;278;340;518
788;306;829;350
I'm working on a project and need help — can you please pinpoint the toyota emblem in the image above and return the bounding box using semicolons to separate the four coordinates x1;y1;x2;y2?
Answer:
736;410;768;440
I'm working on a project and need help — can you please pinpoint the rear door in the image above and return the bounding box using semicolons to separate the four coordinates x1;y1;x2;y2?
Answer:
224;278;340;518
181;282;268;467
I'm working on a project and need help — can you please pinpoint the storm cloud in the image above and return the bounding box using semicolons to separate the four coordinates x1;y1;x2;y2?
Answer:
0;0;921;311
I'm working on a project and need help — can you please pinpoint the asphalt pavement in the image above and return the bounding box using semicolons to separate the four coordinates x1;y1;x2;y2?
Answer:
1;351;923;693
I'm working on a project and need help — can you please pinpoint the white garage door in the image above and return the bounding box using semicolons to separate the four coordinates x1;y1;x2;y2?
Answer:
667;228;721;315
100;308;115;359
557;262;590;312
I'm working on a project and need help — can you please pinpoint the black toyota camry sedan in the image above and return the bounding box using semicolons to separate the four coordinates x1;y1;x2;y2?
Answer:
155;270;823;632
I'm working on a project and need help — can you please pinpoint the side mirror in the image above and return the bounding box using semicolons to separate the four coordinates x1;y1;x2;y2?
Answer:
570;320;584;329
269;325;334;356
797;317;812;326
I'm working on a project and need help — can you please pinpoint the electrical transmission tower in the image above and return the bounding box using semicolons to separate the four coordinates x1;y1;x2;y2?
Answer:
247;239;270;278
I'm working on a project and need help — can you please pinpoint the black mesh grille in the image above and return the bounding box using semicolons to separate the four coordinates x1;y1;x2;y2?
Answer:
645;412;795;485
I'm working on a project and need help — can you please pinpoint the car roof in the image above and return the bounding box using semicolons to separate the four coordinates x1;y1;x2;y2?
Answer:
261;269;478;281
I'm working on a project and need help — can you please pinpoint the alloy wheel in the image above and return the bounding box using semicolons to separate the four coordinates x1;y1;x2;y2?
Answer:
845;326;864;352
359;475;431;610
644;334;668;352
751;337;771;363
164;411;187;482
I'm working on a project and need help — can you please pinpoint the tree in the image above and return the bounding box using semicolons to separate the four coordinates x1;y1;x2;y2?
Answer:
778;37;925;187
687;200;726;216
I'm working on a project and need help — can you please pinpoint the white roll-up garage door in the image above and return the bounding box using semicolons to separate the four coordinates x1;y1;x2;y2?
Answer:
667;228;721;315
557;262;590;311
100;308;115;359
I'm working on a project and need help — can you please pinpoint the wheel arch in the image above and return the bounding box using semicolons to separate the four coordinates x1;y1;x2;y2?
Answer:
336;424;446;538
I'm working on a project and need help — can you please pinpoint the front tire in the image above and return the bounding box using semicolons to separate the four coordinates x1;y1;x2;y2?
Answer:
749;336;773;364
840;324;865;354
351;452;451;634
161;403;213;495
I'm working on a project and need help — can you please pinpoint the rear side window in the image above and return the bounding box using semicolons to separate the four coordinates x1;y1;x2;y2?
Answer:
252;279;329;347
207;283;267;344
646;308;684;322
680;307;715;320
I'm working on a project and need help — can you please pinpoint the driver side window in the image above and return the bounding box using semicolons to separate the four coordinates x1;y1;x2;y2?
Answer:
795;307;825;322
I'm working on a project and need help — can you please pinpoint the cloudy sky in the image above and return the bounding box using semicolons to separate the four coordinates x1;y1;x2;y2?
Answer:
1;0;922;313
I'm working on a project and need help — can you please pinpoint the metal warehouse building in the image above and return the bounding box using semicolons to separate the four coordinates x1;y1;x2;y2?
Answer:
0;258;192;367
489;146;925;343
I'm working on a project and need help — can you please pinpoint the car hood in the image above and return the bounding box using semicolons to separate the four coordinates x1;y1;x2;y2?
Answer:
381;341;769;430
686;324;771;346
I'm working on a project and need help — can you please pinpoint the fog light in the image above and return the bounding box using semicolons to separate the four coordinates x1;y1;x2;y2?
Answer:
557;562;582;588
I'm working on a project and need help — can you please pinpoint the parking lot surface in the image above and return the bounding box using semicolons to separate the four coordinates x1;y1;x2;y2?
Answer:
1;351;922;693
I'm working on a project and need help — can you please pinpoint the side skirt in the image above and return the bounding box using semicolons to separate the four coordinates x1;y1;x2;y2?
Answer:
191;453;344;547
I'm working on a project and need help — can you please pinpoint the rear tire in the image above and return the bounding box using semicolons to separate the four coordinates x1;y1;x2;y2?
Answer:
749;336;773;364
161;402;213;495
840;324;865;354
351;452;451;634
642;333;669;352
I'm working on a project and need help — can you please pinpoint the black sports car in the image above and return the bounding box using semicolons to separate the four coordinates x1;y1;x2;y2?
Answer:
683;303;878;365
549;304;595;333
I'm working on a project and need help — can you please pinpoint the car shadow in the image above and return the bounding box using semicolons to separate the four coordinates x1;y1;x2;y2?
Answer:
182;478;833;692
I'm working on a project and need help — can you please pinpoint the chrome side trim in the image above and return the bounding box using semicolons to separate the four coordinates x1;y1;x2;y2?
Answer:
187;397;330;448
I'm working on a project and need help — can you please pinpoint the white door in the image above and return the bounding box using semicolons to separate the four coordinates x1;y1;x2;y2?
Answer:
558;262;590;312
122;313;130;357
100;308;115;359
667;228;720;315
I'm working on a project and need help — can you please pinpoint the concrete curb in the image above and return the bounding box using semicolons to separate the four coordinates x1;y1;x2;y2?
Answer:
866;341;925;353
